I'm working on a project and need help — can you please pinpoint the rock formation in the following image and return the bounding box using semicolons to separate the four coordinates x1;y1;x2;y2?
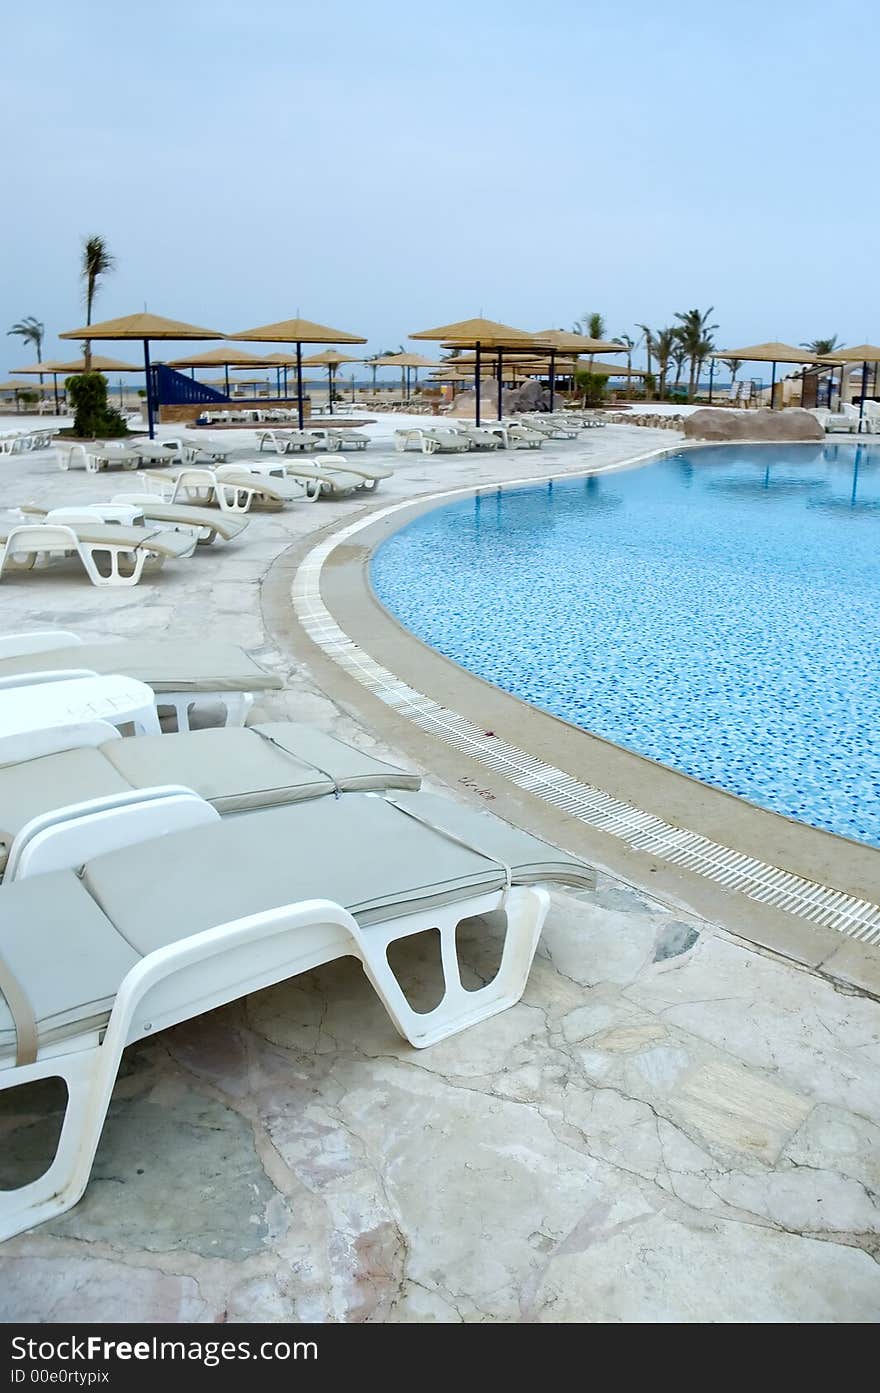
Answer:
683;407;824;442
450;377;550;417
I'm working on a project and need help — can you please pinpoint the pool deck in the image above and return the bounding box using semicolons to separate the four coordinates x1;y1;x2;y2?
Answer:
0;415;878;1323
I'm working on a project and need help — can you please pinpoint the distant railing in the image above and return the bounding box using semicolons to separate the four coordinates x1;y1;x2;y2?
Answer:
150;365;226;406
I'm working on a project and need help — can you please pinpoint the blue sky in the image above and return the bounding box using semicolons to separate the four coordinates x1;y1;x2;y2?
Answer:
2;0;877;374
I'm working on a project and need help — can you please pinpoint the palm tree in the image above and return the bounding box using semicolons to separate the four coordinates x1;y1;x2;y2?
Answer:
572;313;607;366
616;333;635;375
674;306;718;399
721;357;742;382
800;335;843;357
80;235;116;370
671;337;688;392
7;316;45;383
636;323;654;379
652;327;677;401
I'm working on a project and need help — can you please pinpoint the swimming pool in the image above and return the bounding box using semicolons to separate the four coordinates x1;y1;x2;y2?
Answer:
371;441;880;847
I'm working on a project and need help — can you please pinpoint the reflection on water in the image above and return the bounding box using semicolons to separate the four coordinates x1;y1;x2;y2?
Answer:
809;445;880;514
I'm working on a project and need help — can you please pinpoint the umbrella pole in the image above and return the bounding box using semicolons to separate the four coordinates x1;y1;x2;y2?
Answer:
549;350;556;411
475;342;482;427
284;366;288;398
296;343;304;428
858;360;868;432
329;367;334;415
770;360;777;409
53;373;59;416
496;351;503;421
143;339;155;439
708;358;715;404
224;364;230;398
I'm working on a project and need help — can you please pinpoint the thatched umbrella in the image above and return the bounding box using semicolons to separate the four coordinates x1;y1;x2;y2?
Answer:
15;355;142;413
259;352;300;398
819;345;880;430
372;351;439;400
59;312;224;437
411;317;541;424
709;341;819;409
166;345;269;396
300;349;362;416
230;317;366;428
534;329;627;407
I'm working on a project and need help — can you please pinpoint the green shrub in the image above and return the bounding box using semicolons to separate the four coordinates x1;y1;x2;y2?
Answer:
66;372;129;438
573;369;608;407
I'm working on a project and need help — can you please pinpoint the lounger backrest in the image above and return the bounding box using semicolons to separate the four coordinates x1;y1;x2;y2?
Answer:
2;524;79;557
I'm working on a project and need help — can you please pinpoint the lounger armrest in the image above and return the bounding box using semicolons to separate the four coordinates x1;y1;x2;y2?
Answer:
109;899;361;1052
0;668;99;691
7;786;220;882
0;631;82;660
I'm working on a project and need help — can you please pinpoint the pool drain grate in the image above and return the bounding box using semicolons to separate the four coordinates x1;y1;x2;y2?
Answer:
292;496;880;948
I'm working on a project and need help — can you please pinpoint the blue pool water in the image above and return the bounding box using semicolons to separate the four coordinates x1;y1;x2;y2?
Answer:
371;442;880;847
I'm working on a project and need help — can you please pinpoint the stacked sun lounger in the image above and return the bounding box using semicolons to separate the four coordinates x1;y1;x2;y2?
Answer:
0;636;596;1242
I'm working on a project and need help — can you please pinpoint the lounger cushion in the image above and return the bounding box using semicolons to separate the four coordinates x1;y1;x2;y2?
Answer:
115;503;248;541
0;641;282;693
0;749;131;866
0;524;193;560
99;724;419;810
386;792;596;889
103;726;337;810
0;871;138;1051
0;725;420;869
249;724;421;797
81;793;594;956
80;795;503;952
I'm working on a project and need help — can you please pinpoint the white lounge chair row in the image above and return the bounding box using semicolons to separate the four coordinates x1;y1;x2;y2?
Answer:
394;424;548;454
144;455;391;511
56;435;240;473
0;428;56;455
257;427;369;455
0;654;595;1242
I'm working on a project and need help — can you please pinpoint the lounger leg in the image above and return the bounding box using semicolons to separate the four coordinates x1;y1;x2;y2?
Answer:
78;545;149;588
0;1041;120;1243
220;692;253;727
355;887;549;1048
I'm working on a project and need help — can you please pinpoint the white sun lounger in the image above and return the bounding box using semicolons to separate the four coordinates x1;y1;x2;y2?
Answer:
505;424;546;449
56;443;145;473
449;424;505;450
0;632;282;731
0;785;593;1240
0;675;160;764
20;498;249;547
515;416;580;439
124;438;186;465
140;466;295;513
258;429;327;455
0;521;194;587
151;462;370;508
269;452;392;492
307;427;370;452
394;428;472;454
0;719;421;873
173;435;238;464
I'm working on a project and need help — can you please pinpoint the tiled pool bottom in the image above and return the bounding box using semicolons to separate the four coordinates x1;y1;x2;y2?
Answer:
371;442;880;848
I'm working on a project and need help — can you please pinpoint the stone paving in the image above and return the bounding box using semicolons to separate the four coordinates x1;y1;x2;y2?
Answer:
0;414;877;1322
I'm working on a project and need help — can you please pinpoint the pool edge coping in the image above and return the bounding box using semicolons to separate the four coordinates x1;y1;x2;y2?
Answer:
265;435;880;1000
